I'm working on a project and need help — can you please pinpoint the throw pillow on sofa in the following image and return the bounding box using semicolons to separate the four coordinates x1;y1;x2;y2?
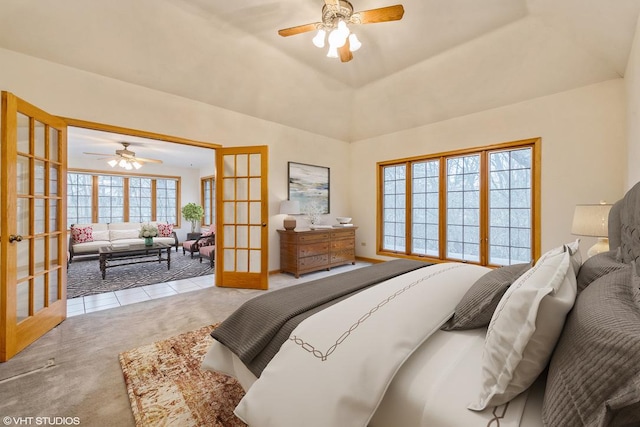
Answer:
71;225;93;243
157;223;174;237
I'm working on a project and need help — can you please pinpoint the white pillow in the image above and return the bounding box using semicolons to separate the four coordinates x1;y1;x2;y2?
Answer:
468;246;577;410
92;230;110;241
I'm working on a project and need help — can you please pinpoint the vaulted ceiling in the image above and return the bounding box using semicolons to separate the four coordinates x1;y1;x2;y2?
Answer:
0;0;639;143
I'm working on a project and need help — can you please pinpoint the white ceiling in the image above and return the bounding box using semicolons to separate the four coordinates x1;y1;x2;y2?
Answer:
1;0;639;151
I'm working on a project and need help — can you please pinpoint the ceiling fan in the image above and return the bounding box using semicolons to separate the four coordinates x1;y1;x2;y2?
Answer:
277;0;404;62
83;142;163;170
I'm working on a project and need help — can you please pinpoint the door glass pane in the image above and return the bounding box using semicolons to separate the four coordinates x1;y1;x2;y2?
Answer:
16;113;29;154
236;202;248;223
17;197;29;236
249;202;261;224
224;202;235;222
34;160;45;195
16;239;29;280
49;270;59;303
16;155;29;195
17;280;29;322
224;248;235;270
249;178;261;200
223;178;235;200
34;120;45;158
49;127;59;162
224;225;235;246
223;155;235;177
34;275;45;313
236;154;248;176
249;250;261;273
237;226;248;248
249;225;261;249
50;235;59;266
236;250;248;272
236;178;248;200
49;199;58;232
35;199;45;234
49;165;59;196
35;237;45;273
249;154;261;176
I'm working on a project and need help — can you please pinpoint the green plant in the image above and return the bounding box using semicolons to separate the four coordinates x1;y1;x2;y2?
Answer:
181;202;205;233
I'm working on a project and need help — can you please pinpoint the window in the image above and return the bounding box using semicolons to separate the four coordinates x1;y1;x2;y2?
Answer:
67;172;93;225
67;170;180;227
156;178;178;224
378;138;540;266
201;176;215;226
128;177;152;223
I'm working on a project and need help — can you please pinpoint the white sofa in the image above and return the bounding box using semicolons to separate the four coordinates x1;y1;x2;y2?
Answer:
68;222;178;262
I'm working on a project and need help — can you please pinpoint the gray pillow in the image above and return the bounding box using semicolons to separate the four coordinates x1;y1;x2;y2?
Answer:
576;249;626;293
542;265;640;427
441;262;532;331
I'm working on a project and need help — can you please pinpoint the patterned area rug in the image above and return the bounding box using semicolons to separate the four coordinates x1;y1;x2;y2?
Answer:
119;325;246;427
67;251;214;299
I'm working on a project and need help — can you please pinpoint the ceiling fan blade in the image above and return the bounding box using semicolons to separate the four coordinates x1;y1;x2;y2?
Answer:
339;39;353;63
278;22;319;37
354;4;404;24
133;157;163;164
83;152;113;156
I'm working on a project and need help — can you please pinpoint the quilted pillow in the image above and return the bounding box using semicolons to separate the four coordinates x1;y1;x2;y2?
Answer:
576;249;626;292
543;264;640;427
157;223;174;237
469;246;577;410
441;262;532;331
71;225;93;243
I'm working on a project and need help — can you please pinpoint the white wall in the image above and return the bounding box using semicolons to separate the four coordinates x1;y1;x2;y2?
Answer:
349;79;627;261
0;48;351;272
626;15;640;189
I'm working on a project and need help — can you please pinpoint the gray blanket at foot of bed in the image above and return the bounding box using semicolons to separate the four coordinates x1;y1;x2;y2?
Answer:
211;259;432;377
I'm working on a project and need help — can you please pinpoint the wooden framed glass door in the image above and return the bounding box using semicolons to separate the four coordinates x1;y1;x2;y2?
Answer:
215;146;268;289
1;92;67;362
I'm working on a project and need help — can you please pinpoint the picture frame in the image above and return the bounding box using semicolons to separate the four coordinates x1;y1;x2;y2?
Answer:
288;161;330;215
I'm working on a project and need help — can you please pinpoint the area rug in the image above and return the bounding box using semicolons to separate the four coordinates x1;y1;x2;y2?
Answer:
67;252;214;299
119;324;246;427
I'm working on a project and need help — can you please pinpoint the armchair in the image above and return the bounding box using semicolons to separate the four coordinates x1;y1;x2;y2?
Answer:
182;225;215;258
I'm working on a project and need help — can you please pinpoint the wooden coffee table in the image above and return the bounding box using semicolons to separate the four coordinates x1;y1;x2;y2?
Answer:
98;242;172;279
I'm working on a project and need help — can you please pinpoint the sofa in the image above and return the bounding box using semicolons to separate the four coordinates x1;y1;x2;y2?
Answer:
68;222;178;262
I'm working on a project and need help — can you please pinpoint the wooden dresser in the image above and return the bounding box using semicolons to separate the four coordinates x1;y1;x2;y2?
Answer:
277;227;357;278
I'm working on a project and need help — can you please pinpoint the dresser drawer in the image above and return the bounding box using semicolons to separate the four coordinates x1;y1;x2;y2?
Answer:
298;232;330;243
331;249;355;264
299;254;329;269
299;242;329;257
331;238;355;250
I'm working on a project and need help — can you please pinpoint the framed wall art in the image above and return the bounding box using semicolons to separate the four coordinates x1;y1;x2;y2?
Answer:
288;161;330;215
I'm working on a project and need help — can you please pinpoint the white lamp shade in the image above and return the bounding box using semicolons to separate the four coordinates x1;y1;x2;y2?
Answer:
571;204;612;237
279;200;301;215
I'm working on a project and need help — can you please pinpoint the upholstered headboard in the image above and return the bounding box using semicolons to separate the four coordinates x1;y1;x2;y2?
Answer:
608;181;640;264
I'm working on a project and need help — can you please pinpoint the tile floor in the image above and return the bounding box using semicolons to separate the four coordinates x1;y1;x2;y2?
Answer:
66;262;370;317
66;274;216;316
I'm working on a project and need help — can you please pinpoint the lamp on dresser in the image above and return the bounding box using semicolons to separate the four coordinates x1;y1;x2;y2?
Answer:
571;202;613;257
279;200;301;231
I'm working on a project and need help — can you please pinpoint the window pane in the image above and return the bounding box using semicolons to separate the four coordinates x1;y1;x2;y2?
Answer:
128;177;152;222
488;148;533;265
67;173;93;227
411;160;439;256
381;165;406;252
446;155;480;262
156;178;179;224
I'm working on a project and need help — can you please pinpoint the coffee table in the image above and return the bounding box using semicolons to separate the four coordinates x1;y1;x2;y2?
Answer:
98;242;172;279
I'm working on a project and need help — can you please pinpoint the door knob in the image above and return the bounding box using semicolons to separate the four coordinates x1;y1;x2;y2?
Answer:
9;234;23;243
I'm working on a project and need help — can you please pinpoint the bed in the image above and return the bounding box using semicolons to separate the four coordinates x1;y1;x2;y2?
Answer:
202;184;640;427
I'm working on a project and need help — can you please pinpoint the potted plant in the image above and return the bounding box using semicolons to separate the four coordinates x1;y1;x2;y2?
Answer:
182;202;205;233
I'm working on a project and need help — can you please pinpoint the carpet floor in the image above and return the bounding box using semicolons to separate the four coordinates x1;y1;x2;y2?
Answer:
0;263;367;427
67;250;214;299
119;324;246;427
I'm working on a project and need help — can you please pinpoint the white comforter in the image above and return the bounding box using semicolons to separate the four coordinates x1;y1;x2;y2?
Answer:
205;262;531;427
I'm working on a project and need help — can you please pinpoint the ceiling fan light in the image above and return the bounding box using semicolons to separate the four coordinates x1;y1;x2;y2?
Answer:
107;159;118;167
312;29;326;48
328;28;347;48
124;161;133;170
326;45;339;58
118;159;127;168
349;33;362;52
132;161;142;170
337;20;350;38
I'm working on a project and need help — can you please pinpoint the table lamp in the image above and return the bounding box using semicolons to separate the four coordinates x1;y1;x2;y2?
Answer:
280;200;300;231
571;203;612;257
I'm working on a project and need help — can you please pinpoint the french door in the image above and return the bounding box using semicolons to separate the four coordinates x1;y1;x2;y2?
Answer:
215;146;269;290
1;92;67;362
